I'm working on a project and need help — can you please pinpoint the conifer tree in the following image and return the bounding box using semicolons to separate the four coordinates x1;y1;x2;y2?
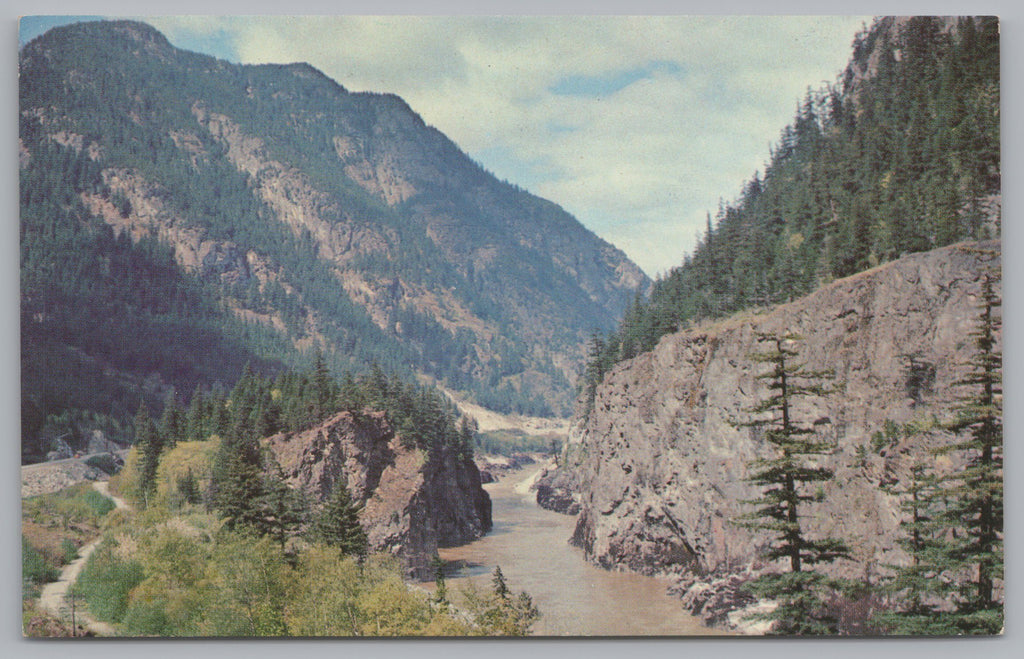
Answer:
133;402;163;507
735;332;850;634
209;421;265;530
159;391;185;450
492;566;509;600
431;554;449;609
880;269;1003;634
311;477;368;558
257;465;309;551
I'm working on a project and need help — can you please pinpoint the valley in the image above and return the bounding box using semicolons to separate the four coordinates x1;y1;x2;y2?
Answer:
20;15;1002;639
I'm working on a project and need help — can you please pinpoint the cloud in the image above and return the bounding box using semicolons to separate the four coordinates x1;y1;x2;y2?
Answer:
145;15;870;277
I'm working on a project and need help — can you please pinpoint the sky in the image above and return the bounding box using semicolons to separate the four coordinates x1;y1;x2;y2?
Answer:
19;14;871;278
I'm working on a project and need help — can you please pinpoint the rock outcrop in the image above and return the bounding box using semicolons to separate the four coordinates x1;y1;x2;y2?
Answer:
568;242;1000;582
264;410;491;578
534;465;581;515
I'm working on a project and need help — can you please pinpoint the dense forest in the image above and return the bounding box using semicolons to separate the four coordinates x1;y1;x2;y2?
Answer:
583;17;999;412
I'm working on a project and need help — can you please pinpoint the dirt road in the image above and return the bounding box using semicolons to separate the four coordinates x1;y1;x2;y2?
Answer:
36;481;128;637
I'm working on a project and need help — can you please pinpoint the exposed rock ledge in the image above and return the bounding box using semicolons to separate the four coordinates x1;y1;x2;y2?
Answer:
568;242;1000;587
265;410;491;578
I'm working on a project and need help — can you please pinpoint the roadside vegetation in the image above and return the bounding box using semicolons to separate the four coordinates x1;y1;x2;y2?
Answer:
27;359;541;637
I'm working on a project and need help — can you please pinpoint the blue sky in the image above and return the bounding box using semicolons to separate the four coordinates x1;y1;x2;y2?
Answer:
19;14;870;277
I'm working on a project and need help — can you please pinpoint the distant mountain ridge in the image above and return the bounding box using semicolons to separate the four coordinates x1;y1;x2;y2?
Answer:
19;19;648;443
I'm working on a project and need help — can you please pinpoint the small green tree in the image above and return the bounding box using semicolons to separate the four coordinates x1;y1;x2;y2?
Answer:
462;565;540;635
133;403;163;507
735;331;850;634
311;477;368;558
431;554;449;609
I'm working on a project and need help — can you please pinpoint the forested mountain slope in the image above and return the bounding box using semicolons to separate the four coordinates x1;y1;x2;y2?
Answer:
583;16;999;403
19;20;648;457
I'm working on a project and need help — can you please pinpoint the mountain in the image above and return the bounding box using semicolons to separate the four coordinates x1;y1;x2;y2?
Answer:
19;19;648;453
582;16;999;402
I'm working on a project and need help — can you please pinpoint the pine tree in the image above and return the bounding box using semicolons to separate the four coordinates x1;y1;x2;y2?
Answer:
877;267;1002;635
492;566;509;600
940;271;1003;626
209;422;265;530
431;554;449;609
311;477;368;558
257;466;309;551
133;402;163;507
159;390;185;450
873;464;959;634
734;332;851;634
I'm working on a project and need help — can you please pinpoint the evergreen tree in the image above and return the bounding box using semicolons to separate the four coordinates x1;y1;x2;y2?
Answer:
734;332;851;634
159;391;185;450
873;464;958;634
311;477;368;558
133;402;163;507
491;566;510;600
431;554;449;608
880;268;1002;634
257;466;309;551
209;422;265;530
175;467;202;506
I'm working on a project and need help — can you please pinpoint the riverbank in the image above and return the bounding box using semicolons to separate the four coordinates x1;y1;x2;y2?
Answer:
433;464;726;636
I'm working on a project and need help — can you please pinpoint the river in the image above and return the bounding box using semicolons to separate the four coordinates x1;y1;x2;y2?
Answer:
431;464;724;636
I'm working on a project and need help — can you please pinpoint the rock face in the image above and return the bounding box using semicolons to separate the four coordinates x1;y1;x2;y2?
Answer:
568;242;1000;580
534;465;581;515
264;410;491;578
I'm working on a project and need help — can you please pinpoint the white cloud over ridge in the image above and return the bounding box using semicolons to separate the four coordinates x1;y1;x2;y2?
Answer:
147;15;870;277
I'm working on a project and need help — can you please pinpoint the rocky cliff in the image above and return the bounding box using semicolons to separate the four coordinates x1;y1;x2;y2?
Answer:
264;410;491;577
567;242;1000;581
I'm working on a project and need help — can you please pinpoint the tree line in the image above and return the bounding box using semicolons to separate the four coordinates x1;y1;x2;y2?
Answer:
582;17;999;415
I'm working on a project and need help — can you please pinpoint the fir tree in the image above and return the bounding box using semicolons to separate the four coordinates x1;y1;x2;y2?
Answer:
209;422;265;530
880;269;1003;634
734;332;851;634
431;554;449;609
133;402;163;507
257;466;309;552
492;566;509;600
311;477;368;558
159;390;185;450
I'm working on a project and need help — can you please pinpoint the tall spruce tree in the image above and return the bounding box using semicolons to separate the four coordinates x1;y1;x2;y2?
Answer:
735;332;851;634
209;420;265;531
311;477;368;558
133;402;163;507
880;269;1002;634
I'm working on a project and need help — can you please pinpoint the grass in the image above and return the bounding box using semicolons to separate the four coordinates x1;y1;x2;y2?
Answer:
22;481;119;597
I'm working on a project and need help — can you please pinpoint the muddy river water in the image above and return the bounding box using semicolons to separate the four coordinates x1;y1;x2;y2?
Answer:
431;464;723;636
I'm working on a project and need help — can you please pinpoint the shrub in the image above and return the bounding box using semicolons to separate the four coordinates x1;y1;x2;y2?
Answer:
22;536;59;588
73;540;145;623
85;454;121;475
61;538;79;564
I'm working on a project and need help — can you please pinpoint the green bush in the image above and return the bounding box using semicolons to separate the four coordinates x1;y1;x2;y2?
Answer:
123;600;172;637
73;541;145;623
61;538;78;564
81;488;116;518
85;454;121;475
23;483;116;527
22;536;59;588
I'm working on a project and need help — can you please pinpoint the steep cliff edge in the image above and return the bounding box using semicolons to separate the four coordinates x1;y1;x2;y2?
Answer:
568;242;1000;580
264;410;491;578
